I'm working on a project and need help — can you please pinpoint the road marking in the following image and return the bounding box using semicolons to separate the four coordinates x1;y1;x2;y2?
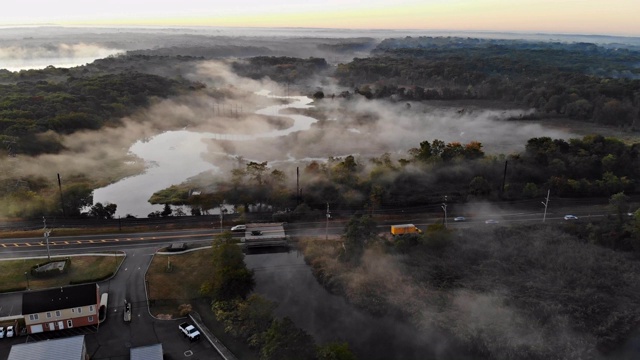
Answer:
1;244;5;247
25;243;31;247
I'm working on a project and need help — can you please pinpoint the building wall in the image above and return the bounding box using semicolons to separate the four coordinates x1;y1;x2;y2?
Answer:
25;305;99;334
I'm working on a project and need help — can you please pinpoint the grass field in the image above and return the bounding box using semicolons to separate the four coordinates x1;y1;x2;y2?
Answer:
146;248;214;318
0;254;124;292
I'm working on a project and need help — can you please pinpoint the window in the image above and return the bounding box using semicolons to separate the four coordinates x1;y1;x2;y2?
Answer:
29;314;39;321
55;311;61;317
71;308;75;313
89;305;95;312
67;320;73;328
46;312;52;318
77;307;82;314
88;316;94;322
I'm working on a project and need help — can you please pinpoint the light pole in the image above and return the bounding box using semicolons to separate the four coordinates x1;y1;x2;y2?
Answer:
542;189;550;222
24;271;29;290
441;196;448;228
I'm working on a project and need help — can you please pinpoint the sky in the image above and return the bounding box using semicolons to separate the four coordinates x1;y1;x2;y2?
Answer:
1;0;639;36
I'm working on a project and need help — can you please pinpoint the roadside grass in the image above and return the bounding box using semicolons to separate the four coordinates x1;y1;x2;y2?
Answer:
147;247;260;360
147;248;214;316
0;254;124;292
0;226;178;239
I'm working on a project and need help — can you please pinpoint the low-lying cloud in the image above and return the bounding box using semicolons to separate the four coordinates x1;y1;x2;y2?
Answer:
0;43;124;71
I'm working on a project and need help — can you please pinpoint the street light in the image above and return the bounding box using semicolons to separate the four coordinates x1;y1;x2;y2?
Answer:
24;271;29;290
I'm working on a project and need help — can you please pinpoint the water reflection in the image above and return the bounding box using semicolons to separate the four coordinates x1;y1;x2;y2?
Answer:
93;92;317;217
245;249;456;360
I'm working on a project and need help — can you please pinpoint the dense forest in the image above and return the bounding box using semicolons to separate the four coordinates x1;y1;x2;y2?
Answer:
330;37;640;127
0;68;195;155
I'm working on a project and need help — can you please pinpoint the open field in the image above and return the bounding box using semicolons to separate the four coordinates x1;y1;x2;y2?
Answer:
146;247;214;318
0;254;124;292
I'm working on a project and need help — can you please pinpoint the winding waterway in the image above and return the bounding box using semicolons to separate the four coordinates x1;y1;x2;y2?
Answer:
93;92;316;217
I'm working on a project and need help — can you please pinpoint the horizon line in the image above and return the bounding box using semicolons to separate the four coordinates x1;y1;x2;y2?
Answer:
0;24;638;39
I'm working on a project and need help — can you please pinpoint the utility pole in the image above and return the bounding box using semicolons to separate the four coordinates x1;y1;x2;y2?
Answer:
219;203;224;231
58;173;66;217
542;189;550;222
43;217;51;261
441;195;448;228
500;161;508;198
296;167;300;205
325;202;330;241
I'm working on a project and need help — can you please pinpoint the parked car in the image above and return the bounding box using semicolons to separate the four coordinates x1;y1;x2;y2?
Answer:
251;230;263;236
564;215;578;220
231;224;246;232
485;219;499;224
179;322;201;341
6;326;14;338
0;326;5;338
454;216;466;222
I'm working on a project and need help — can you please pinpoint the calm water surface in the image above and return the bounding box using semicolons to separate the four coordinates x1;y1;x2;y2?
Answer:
244;249;463;360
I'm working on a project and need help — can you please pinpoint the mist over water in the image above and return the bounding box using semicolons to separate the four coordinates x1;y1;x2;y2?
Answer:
93;92;318;217
0;43;124;71
245;249;460;360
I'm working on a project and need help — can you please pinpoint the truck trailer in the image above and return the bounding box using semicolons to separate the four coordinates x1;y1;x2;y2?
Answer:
390;224;422;236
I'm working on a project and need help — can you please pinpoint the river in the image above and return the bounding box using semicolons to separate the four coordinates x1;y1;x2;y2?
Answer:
93;92;317;217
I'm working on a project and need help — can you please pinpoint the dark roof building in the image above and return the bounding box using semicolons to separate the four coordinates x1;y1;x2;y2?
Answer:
22;283;98;314
22;283;100;334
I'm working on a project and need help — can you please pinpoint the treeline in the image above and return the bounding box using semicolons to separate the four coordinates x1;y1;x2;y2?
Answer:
0;71;191;155
11;134;638;220
333;37;640;127
160;135;638;218
232;56;330;84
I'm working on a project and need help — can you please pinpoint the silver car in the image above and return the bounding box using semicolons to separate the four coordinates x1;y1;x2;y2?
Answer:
231;224;246;232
